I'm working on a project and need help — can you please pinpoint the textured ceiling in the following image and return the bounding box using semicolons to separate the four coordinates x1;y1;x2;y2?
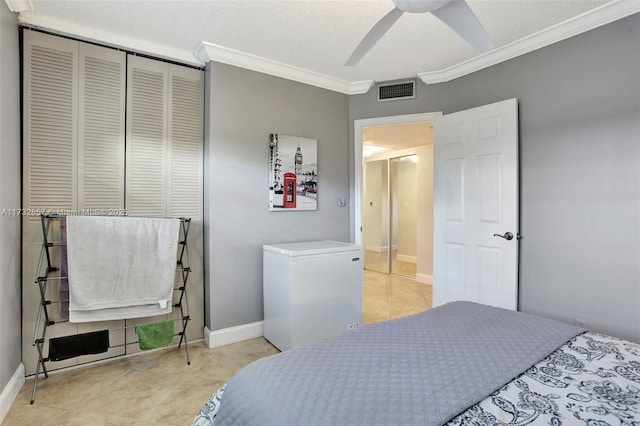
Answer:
21;0;614;83
363;121;433;156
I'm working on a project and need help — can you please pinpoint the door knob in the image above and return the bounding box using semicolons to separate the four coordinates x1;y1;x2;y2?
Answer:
493;232;514;240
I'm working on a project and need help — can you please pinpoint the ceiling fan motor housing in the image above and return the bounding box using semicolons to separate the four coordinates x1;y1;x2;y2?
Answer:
393;0;451;13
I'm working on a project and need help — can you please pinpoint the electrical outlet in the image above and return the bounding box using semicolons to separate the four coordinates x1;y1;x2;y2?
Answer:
347;322;359;330
575;319;588;328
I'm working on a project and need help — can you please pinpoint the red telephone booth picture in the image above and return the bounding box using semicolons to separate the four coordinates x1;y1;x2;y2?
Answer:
283;173;297;208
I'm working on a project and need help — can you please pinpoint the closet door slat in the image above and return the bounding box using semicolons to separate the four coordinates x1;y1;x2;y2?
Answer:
125;56;168;217
167;65;203;220
23;31;78;211
78;43;126;211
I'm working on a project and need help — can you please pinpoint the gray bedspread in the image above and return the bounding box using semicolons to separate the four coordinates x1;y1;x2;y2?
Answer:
214;302;585;425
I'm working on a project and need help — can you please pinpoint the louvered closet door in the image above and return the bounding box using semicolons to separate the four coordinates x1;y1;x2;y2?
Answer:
167;65;203;219
23;31;78;212
74;42;128;366
22;32;129;375
78;44;126;210
167;65;205;347
23;33;204;374
124;58;205;349
22;31;79;376
126;56;168;217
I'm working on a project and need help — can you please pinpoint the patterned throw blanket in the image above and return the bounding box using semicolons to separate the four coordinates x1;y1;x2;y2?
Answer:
199;302;587;426
448;332;640;425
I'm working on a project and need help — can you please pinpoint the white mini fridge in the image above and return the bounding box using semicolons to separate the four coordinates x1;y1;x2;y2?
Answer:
263;240;363;351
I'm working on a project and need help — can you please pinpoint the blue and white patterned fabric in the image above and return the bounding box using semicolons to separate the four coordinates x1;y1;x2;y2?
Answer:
448;332;640;426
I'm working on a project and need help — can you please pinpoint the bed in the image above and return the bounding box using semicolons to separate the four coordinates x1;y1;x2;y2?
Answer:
193;301;640;425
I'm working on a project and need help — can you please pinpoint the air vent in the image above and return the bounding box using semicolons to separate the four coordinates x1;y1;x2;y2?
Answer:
377;80;415;102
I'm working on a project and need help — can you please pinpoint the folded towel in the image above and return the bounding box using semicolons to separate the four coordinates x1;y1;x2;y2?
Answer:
48;330;110;361
59;216;69;320
136;320;175;350
66;216;180;322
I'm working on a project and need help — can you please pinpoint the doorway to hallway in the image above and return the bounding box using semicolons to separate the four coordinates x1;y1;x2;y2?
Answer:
360;119;434;284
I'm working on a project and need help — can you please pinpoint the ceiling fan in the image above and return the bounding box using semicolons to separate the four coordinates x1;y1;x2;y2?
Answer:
345;0;494;66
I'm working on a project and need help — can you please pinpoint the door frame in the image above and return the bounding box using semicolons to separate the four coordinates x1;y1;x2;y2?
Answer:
353;112;442;246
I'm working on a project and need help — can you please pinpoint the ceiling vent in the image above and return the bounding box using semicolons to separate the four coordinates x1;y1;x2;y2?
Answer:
377;80;416;102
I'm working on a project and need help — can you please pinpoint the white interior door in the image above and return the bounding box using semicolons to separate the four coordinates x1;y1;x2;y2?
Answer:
433;98;519;310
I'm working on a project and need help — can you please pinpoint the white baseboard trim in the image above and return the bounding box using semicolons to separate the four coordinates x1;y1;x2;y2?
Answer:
0;363;24;423
416;273;433;285
396;254;417;264
364;245;386;253
204;321;264;348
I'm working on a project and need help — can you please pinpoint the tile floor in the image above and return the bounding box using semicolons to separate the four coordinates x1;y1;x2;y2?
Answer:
362;269;432;324
3;270;432;425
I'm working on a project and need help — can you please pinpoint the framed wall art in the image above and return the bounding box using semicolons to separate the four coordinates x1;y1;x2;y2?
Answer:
268;133;317;211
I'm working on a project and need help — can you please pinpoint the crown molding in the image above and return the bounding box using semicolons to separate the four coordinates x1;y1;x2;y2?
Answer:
4;0;32;12
195;41;372;95
417;0;640;85
347;80;375;95
15;0;636;92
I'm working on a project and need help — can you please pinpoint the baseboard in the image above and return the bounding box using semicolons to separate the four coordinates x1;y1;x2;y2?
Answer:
204;321;264;348
0;363;24;423
396;254;417;264
416;273;433;285
364;245;386;253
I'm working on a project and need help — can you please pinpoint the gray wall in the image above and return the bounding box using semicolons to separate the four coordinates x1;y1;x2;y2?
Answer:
0;3;23;395
204;62;350;330
350;13;640;342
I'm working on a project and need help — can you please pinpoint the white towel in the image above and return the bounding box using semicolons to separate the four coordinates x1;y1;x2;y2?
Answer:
66;216;180;322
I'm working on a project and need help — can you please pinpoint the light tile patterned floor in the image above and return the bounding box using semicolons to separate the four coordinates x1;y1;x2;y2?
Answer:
4;271;432;425
362;269;432;324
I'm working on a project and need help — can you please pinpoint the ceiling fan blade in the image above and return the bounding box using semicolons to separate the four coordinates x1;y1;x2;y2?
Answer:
345;7;404;66
431;0;494;53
